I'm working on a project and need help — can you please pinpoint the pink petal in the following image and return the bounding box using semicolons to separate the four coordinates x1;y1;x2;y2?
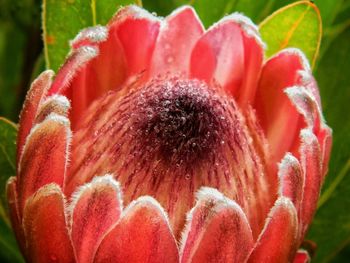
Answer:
285;86;332;177
299;129;322;238
285;86;321;134
247;197;298;263
190;14;264;104
150;6;204;76
180;188;253;263
293;249;310;263
190;16;244;90
278;153;303;211
6;177;25;254
68;25;126;129
49;46;98;96
22;184;75;263
229;14;265;106
254;49;310;170
94;196;179;263
17;114;71;215
17;70;53;163
318;125;332;177
116;6;161;76
69;175;122;263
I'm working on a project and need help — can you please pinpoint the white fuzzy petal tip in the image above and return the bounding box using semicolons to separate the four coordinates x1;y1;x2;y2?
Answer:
68;174;122;226
42;94;71;110
207;12;266;49
279;48;311;71
71;25;108;47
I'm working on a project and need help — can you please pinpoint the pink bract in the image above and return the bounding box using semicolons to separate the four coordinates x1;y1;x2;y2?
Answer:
8;5;331;263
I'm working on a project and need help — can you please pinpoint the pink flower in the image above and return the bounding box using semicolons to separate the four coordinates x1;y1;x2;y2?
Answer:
8;5;332;263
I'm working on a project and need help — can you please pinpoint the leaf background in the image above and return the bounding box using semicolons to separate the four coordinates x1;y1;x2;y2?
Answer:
0;0;349;262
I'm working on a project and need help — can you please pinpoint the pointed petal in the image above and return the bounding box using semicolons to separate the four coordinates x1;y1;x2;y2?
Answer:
285;86;321;133
229;14;265;106
17;114;71;214
293;249;310;263
94;196;179;263
68;24;126;128
17;70;53;163
70;25;108;49
22;184;75;263
247;197;298;263
318;125;332;177
285;86;332;177
6;177;25;255
278;153;303;211
115;6;161;76
49;46;98;96
180;188;253;263
299;129;322;238
69;175;122;263
151;6;204;76
190;16;244;90
254;49;310;169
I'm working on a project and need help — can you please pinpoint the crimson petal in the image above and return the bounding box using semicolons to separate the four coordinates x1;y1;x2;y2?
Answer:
17;70;53;163
278;153;303;211
247;197;298;263
94;196;179;263
69;175;123;263
299;129;322;238
180;188;253;263
6;177;25;254
22;184;75;263
17;114;71;214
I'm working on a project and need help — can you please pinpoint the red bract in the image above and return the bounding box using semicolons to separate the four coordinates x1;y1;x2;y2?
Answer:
8;5;332;263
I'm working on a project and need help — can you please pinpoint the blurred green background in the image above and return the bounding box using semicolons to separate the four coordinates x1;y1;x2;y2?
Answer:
0;0;349;262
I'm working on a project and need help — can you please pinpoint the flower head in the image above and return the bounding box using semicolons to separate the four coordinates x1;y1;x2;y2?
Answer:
8;5;331;263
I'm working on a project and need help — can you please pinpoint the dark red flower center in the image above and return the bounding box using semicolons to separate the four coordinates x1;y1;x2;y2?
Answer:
66;76;272;239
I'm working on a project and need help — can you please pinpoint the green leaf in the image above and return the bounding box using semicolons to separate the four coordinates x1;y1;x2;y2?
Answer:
43;0;140;72
192;0;275;27
142;0;189;17
259;1;322;68
0;117;23;262
306;26;350;262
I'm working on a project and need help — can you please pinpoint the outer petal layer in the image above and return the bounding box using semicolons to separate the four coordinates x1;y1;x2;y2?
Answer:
17;70;53;162
94;196;179;263
6;177;25;254
180;188;253;263
254;49;310;169
17;114;71;214
70;175;123;263
247;197;298;263
299;129;322;238
22;184;75;263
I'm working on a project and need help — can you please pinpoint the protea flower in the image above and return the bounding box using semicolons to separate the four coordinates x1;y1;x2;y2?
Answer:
7;5;332;263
